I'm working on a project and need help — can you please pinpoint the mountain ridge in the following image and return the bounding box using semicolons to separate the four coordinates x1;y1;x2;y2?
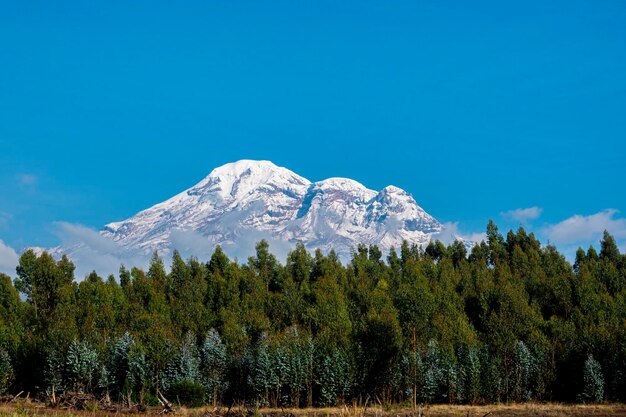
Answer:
99;160;442;259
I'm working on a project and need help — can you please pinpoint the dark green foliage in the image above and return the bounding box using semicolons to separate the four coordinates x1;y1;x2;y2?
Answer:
456;345;480;404
168;380;206;407
44;347;65;394
0;224;624;406
0;349;13;394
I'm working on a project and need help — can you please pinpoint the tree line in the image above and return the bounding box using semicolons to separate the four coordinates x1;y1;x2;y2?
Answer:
0;221;624;406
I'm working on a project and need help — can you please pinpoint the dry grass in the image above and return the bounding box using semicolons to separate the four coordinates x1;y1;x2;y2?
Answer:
1;402;625;417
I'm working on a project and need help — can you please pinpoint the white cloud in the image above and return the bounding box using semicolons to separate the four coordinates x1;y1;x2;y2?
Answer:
219;229;293;264
52;222;150;280
55;222;122;253
501;206;543;223
169;229;216;259
0;239;19;276
541;209;626;245
433;222;486;246
40;208;625;280
171;227;293;263
49;222;293;280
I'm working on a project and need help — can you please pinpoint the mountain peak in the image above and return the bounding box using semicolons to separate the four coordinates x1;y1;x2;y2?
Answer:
314;177;369;190
207;159;281;178
192;160;310;201
380;185;405;194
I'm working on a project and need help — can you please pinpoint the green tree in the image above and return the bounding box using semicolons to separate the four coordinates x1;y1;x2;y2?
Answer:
457;345;481;404
162;332;201;392
316;349;352;406
201;328;228;406
579;354;604;403
66;339;99;392
0;349;13;394
0;273;24;357
252;240;281;292
508;340;536;402
422;339;444;403
15;251;75;330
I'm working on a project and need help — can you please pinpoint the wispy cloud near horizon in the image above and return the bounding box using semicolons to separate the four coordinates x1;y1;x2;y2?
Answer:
51;222;150;279
0;239;19;276
501;206;543;223
541;209;626;245
434;222;486;245
5;207;625;280
51;221;297;279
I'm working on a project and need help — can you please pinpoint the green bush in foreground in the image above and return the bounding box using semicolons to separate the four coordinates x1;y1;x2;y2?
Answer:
579;354;604;403
168;380;206;408
0;349;13;395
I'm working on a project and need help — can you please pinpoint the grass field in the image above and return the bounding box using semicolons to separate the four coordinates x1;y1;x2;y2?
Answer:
1;403;626;417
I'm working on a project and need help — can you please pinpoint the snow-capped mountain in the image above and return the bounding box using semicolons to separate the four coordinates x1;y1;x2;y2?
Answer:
99;160;442;259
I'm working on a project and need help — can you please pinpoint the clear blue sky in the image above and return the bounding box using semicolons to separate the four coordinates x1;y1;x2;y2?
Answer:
1;0;625;264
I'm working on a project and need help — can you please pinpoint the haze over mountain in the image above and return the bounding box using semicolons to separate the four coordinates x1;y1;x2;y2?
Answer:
98;160;443;259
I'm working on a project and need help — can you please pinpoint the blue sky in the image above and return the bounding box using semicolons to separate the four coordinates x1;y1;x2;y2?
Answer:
1;0;625;273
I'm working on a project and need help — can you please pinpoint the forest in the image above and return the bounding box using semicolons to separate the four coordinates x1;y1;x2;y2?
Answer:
0;221;624;407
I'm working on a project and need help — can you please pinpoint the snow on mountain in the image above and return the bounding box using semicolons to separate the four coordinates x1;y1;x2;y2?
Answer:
96;160;442;259
102;160;310;253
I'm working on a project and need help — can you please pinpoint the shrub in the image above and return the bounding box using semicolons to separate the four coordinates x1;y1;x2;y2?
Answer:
201;328;228;406
161;333;201;392
457;345;480;404
0;349;13;394
143;390;160;407
579;354;604;403
422;339;444;403
509;340;536;402
316;349;352;406
66;340;99;392
168;380;205;407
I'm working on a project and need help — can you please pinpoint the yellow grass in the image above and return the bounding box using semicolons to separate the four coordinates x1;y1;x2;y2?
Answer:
1;402;626;417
